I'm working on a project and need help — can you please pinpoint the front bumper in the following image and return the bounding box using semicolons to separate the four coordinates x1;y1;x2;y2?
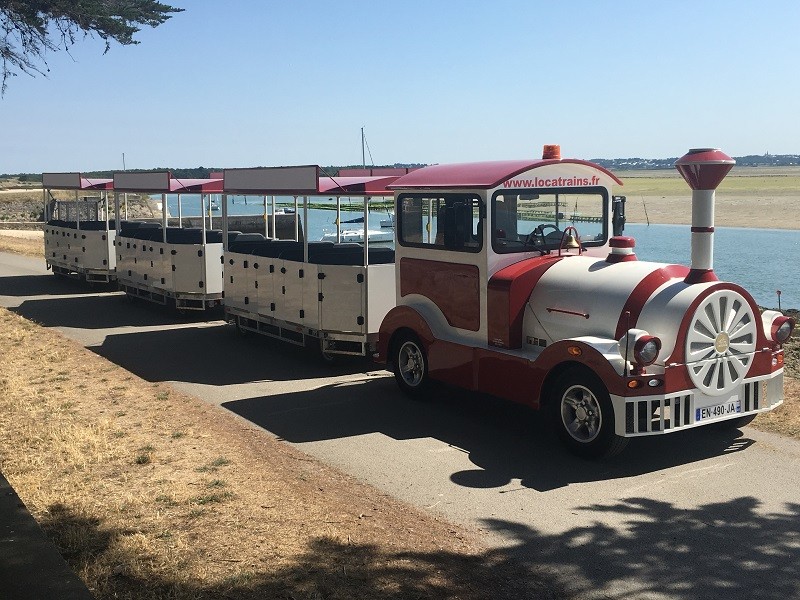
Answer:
611;371;784;437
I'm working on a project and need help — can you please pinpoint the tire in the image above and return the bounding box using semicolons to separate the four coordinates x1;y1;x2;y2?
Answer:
550;368;628;459
710;414;757;430
392;333;431;399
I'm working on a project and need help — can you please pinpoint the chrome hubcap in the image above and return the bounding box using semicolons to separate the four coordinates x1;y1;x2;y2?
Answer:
561;385;602;443
398;341;424;387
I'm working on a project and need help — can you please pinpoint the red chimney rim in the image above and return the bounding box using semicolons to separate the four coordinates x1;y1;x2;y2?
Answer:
674;148;735;166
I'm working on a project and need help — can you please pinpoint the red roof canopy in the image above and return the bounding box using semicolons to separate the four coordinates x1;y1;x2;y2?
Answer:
388;159;622;189
112;171;222;193
169;178;223;193
338;167;417;177
223;166;397;196
317;175;398;196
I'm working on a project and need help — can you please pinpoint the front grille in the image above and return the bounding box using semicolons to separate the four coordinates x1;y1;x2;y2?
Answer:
742;381;759;412
623;379;776;436
625;394;692;435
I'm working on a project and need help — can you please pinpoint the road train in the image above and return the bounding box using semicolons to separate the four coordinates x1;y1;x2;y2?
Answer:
41;146;794;457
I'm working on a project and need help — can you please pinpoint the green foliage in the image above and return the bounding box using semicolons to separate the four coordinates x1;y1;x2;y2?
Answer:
0;0;183;93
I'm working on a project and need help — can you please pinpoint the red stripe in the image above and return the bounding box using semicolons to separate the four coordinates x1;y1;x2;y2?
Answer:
684;268;718;284
690;226;715;233
609;236;636;248
614;265;690;339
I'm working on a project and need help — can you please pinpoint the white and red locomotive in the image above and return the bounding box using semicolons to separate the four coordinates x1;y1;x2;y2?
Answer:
376;146;793;457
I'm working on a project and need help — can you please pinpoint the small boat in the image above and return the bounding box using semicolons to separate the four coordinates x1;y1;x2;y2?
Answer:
380;213;395;228
320;228;394;245
210;200;220;212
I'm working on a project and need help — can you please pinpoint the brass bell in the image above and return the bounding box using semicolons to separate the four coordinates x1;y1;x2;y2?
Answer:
562;232;581;249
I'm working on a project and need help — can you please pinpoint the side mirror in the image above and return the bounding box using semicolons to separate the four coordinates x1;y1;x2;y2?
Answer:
612;195;626;237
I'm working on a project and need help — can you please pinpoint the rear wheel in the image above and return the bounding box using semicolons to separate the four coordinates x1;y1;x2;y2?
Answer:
392;333;430;399
550;368;628;459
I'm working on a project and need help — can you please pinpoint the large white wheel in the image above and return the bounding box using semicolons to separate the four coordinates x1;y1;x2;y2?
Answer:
551;369;628;459
685;289;756;396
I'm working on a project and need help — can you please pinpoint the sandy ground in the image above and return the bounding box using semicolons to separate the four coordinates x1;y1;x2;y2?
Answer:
622;194;800;229
0;188;42;194
0;230;44;239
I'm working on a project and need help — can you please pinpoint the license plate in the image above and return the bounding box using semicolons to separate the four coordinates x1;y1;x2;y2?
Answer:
696;398;741;422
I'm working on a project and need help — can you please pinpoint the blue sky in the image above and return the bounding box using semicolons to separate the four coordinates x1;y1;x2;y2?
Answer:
2;0;799;173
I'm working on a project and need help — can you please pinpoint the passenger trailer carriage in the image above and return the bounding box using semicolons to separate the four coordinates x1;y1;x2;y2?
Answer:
42;172;116;283
375;146;794;458
221;166;399;357
112;172;227;310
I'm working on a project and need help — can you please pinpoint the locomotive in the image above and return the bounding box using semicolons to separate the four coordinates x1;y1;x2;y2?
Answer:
375;147;793;457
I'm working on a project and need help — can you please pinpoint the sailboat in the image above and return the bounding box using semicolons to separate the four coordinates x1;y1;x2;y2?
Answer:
319;128;395;245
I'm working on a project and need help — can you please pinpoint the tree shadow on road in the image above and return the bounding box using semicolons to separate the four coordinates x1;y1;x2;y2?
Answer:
487;496;800;600
38;496;800;600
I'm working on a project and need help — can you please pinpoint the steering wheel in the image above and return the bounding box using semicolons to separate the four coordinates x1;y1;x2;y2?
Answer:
525;223;560;247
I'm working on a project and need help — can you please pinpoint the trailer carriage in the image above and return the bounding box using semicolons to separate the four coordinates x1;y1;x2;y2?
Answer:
112;172;230;310
42;172;116;283
220;166;399;357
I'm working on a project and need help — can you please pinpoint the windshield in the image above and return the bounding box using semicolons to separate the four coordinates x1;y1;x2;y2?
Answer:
491;187;607;254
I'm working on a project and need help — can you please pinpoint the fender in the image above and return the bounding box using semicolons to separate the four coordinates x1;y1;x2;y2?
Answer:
375;305;436;365
524;338;631;406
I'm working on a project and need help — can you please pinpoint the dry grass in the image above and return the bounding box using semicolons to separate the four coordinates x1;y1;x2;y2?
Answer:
749;320;800;438
0;233;42;257
0;308;545;600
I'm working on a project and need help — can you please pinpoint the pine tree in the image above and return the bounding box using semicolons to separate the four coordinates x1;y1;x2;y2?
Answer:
0;0;182;94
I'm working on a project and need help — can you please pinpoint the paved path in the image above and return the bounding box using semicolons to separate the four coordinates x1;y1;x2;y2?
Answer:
2;250;799;600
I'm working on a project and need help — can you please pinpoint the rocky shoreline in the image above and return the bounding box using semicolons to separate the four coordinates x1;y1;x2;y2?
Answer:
0;190;159;228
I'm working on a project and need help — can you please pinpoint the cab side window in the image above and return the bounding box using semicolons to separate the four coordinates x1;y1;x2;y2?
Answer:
398;194;482;252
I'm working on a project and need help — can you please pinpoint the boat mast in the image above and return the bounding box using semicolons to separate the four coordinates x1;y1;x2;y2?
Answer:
361;127;366;170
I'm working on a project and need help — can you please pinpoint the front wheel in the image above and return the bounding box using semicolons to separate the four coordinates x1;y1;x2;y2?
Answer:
550;369;628;459
392;333;431;399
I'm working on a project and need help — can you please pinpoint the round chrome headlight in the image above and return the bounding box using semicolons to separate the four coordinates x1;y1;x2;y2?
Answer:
619;329;662;367
634;336;661;366
772;316;794;343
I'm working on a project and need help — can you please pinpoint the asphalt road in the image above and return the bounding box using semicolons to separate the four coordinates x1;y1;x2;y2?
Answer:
2;251;799;600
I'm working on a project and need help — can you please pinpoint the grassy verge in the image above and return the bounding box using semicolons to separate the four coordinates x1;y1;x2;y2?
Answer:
0;308;545;599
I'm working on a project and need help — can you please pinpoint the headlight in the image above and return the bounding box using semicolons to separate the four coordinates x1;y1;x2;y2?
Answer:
763;311;795;344
634;336;662;366
619;329;662;367
772;316;794;343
